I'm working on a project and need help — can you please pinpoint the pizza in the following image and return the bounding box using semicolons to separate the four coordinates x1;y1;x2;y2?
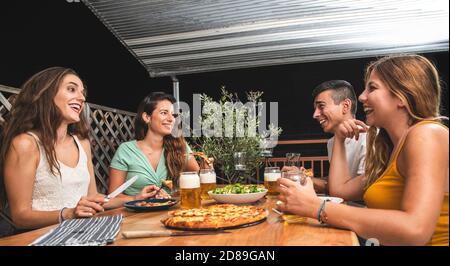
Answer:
135;200;175;207
191;151;212;165
304;168;314;177
162;204;268;229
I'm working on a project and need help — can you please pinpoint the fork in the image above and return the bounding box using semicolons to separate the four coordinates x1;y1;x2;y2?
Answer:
153;183;170;199
267;208;283;224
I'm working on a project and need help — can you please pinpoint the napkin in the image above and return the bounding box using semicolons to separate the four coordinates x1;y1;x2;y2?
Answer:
30;214;123;246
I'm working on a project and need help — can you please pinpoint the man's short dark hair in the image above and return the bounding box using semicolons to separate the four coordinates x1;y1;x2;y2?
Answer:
312;80;357;115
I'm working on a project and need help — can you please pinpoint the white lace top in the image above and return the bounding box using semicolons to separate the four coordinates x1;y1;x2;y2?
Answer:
27;132;90;211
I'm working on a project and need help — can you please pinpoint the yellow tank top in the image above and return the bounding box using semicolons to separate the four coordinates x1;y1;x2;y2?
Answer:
364;120;449;246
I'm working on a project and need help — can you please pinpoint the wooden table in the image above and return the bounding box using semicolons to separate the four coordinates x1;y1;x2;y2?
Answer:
0;197;359;246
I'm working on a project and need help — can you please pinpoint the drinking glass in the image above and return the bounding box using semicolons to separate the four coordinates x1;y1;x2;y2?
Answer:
179;171;201;209
264;167;281;195
199;169;217;200
234;152;246;170
280;169;307;222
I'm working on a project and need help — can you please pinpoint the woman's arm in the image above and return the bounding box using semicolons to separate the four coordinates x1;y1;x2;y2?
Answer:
328;119;368;201
278;123;449;245
4;134;60;229
184;154;200;172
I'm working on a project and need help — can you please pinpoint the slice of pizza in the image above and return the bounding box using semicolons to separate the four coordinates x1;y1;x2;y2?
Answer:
304;168;314;177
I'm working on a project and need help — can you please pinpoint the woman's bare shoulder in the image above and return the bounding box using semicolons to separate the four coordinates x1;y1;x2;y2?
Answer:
402;122;448;159
408;122;448;142
10;133;39;154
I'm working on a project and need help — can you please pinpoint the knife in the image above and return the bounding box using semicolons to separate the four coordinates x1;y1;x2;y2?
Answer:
122;230;231;239
104;175;139;202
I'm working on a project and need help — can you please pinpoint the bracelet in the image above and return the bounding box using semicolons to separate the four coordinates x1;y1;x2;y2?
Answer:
58;207;67;223
316;200;327;224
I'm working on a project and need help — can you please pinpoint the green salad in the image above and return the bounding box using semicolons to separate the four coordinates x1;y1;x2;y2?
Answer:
211;183;267;194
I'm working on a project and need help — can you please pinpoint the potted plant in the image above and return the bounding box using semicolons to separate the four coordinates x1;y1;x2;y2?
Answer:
191;87;282;184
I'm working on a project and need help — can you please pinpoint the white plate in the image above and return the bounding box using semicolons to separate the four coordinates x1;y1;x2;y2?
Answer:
208;190;268;204
319;196;344;204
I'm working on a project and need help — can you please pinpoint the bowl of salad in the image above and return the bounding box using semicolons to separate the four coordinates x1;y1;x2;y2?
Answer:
208;183;268;204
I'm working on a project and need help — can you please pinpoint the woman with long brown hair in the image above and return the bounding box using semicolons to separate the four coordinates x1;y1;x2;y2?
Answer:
277;54;448;245
0;67;163;231
108;92;203;201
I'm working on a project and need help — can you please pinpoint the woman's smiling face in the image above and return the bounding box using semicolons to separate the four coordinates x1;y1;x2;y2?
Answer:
53;74;86;124
146;100;176;136
359;70;402;128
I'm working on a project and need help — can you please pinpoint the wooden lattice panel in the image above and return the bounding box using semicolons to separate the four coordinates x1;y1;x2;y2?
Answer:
87;105;136;193
0;93;16;124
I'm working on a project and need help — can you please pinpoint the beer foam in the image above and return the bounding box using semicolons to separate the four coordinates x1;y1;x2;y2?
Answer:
264;172;281;181
180;173;200;189
200;172;216;183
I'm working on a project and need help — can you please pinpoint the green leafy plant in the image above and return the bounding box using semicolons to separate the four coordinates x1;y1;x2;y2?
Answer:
191;87;282;184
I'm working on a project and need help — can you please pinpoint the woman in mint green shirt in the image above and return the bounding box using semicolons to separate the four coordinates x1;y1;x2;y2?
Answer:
108;92;201;201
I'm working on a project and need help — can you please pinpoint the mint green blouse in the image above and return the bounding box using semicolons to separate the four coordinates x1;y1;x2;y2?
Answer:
109;140;192;196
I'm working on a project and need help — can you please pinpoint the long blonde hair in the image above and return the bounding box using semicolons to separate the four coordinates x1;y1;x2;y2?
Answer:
364;54;444;188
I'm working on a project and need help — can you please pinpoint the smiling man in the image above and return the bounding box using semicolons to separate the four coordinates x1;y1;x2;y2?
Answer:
311;80;366;194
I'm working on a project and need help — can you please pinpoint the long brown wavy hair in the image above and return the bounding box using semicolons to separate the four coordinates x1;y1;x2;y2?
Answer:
134;92;186;179
364;54;445;189
0;67;90;205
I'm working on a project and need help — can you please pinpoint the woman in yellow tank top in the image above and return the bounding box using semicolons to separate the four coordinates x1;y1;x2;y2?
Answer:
277;54;449;246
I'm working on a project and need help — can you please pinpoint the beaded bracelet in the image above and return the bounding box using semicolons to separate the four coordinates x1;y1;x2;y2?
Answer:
58;207;67;223
316;200;327;224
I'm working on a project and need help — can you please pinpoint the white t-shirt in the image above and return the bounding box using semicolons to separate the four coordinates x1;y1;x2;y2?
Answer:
327;133;367;178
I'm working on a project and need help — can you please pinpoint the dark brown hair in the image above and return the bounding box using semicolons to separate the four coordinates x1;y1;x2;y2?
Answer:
134;92;186;179
312;80;358;116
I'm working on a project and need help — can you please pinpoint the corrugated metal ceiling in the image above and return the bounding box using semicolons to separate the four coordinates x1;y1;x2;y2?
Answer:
83;0;449;77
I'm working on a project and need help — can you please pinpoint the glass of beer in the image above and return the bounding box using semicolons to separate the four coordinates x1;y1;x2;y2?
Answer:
264;167;281;195
199;169;216;200
280;169;307;222
179;171;201;209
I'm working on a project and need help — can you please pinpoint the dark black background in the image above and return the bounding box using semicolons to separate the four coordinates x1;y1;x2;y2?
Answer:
1;0;448;145
0;246;447;263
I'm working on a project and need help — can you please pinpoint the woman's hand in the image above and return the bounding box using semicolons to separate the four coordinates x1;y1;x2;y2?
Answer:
155;188;171;199
134;185;160;200
335;119;369;142
134;185;172;200
200;157;215;169
69;195;106;218
276;177;321;218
